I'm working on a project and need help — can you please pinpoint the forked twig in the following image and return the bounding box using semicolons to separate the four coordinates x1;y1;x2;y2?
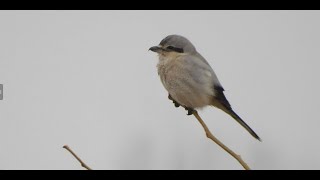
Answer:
63;145;92;170
62;111;250;170
193;110;251;170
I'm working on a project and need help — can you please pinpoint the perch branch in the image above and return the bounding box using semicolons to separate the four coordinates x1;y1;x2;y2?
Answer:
63;145;92;170
193;110;251;170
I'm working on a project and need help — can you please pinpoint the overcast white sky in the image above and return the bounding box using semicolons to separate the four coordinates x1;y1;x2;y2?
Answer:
0;10;320;170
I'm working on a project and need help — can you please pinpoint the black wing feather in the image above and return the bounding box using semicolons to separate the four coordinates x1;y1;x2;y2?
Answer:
214;85;232;111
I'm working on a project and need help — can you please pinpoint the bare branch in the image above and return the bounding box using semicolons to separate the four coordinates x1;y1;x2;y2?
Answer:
63;145;92;170
193;110;251;170
62;111;250;170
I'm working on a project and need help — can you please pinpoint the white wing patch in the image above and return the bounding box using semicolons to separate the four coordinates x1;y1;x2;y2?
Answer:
205;70;212;77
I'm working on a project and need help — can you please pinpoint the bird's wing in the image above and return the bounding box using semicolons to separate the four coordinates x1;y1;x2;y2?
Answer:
183;53;224;95
194;52;223;87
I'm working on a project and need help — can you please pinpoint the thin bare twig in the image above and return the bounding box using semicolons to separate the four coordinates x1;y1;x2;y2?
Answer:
193;110;251;170
63;145;92;170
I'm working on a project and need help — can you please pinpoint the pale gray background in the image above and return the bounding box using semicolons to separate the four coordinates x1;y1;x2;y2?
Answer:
0;10;319;170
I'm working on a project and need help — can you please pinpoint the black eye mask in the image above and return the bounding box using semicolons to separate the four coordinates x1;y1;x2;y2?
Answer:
166;46;184;53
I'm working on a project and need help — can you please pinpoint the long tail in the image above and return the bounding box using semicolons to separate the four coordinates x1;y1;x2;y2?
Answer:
212;85;261;141
226;109;261;141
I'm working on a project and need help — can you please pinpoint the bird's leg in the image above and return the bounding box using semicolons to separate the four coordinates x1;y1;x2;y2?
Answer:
168;94;180;108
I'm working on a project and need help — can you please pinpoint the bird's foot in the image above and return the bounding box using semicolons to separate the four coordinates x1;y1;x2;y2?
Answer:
168;94;180;108
168;94;194;115
174;102;180;108
184;107;195;116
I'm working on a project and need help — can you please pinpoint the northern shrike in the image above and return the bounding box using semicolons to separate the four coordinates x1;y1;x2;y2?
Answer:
149;35;260;141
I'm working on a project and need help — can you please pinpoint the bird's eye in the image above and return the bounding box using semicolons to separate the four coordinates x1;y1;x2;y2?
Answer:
166;45;184;53
167;46;175;50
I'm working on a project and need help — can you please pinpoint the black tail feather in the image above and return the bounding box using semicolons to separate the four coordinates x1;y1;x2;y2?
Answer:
228;109;261;141
213;85;261;141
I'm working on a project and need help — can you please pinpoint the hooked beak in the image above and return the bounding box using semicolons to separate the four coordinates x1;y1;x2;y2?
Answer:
149;46;162;52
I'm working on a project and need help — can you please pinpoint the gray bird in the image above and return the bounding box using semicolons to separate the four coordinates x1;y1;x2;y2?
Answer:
149;34;261;141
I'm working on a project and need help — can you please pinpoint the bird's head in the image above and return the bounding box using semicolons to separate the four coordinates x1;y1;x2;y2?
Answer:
149;35;196;57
